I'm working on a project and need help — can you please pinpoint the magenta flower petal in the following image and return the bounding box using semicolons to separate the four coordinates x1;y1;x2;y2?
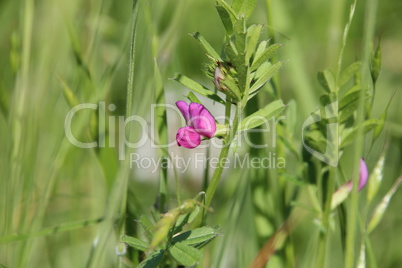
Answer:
189;103;216;138
188;102;204;119
176;126;201;149
344;158;369;192
358;158;368;191
176;101;190;124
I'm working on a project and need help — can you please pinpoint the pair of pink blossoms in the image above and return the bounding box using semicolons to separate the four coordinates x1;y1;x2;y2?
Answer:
175;101;216;149
174;101;369;193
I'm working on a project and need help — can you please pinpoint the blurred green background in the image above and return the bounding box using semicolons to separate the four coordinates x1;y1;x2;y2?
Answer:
0;0;401;267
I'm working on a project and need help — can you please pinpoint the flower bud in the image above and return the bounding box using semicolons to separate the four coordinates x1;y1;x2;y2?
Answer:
214;67;225;90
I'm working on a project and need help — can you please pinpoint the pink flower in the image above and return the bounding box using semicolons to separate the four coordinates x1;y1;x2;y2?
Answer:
357;158;368;191
345;158;369;191
331;158;369;209
176;101;216;149
176;127;201;148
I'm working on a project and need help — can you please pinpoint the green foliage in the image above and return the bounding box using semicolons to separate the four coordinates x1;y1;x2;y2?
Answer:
317;69;336;93
250;43;282;72
123;197;220;267
239;100;285;131
339;62;361;86
367;177;402;233
367;154;385;203
190;32;223;62
172;226;221;247
137;249;165;268
370;41;382;84
169;242;202;266
1;0;401;267
232;0;257;18
249;61;285;97
121;235;149;251
173;73;225;104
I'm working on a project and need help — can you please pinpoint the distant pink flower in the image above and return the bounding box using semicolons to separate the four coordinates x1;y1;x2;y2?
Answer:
345;158;369;191
331;158;369;209
176;101;216;149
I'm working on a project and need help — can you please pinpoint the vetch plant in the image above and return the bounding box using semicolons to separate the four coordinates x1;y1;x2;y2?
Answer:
124;0;286;266
2;0;402;268
121;194;221;267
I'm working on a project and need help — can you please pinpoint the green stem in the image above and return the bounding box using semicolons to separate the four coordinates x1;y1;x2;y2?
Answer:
206;103;242;209
345;0;378;266
317;167;336;267
117;2;139;266
193;103;242;227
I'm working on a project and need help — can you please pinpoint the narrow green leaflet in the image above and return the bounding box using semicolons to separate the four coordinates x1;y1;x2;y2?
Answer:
225;41;238;61
279;135;299;159
245;24;262;63
373;91;394;142
172;226;220;248
175;206;200;228
254;40;267;60
58;76;80;108
0;218;103;244
221;75;242;99
121;235;149;252
138;249;165;268
338;90;369;123
173;73;225;104
233;13;246;33
373;110;386;143
186;91;202;104
232;0;258;19
216;0;238;19
250;43;282;71
235;32;247;56
370;41;381;84
233;18;246;59
331;183;352;210
367;154;385;203
254;62;271;80
339;89;362;110
317;69;336;92
368;176;402;234
140;215;155;237
173;206;200;234
341;119;379;148
216;4;234;34
281;174;307;187
249;61;285;94
339;61;361;86
305;130;329;154
239;100;285;131
190;32;222;62
169;242;202;266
